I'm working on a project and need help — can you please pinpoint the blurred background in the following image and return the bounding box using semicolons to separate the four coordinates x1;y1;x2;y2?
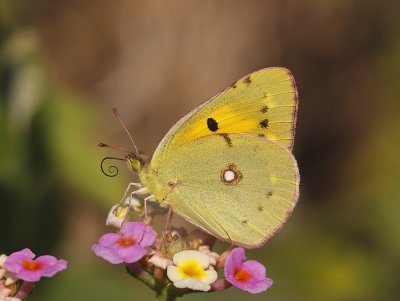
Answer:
1;0;399;300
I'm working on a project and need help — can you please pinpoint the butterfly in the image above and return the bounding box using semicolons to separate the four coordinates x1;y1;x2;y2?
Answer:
108;67;299;249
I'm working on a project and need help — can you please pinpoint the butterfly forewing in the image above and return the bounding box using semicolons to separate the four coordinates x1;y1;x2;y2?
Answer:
151;68;297;171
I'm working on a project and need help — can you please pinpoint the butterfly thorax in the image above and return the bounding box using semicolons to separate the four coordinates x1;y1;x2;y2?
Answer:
138;164;170;205
126;152;170;204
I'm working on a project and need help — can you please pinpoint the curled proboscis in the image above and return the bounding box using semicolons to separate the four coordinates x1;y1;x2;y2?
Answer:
100;157;124;177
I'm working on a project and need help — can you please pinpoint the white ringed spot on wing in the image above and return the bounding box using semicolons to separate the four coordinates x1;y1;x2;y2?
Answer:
221;164;242;186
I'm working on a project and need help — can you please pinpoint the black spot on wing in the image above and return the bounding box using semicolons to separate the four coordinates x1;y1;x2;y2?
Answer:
267;191;273;197
243;76;252;85
260;105;269;113
259;119;269;129
207;118;219;132
258;133;265;138
218;133;233;147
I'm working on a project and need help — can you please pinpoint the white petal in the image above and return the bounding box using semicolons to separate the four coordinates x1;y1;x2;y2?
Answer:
207;253;219;266
201;268;218;285
4;274;17;286
105;205;128;228
0;255;7;267
173;278;190;289
173;250;210;268
167;266;180;281
149;254;173;269
0;287;12;297
174;279;211;291
198;246;220;266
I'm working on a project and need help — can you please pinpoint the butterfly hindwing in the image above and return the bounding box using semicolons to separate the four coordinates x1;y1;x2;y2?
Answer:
147;134;299;248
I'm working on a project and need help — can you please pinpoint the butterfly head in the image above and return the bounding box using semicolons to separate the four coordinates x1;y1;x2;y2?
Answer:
126;152;148;173
100;107;149;176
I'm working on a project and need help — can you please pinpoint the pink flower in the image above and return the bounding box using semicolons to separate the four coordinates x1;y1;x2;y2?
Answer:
92;222;156;264
4;249;67;282
224;247;273;294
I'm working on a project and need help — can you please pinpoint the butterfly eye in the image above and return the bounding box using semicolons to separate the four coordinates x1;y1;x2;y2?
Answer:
127;153;147;173
129;158;142;172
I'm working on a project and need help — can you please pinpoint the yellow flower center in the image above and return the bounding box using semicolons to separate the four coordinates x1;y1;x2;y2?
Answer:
116;236;136;248
234;267;251;283
22;260;43;271
178;260;206;279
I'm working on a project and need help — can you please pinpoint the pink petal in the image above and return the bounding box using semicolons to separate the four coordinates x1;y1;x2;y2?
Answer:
120;222;143;237
15;269;43;282
98;233;122;247
120;222;156;247
224;247;246;277
242;260;266;280
4;248;36;273
138;225;156;247
92;244;123;264
227;273;273;294
35;255;58;265
241;277;273;294
118;245;147;263
36;256;67;277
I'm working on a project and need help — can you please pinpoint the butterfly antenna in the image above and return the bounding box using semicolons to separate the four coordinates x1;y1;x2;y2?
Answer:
112;106;139;154
98;143;131;153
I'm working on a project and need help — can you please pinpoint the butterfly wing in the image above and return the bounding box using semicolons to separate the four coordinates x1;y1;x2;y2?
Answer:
146;133;299;248
151;68;298;171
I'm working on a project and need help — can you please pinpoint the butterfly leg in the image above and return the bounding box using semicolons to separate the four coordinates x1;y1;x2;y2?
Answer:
159;205;174;245
119;186;148;221
143;195;156;224
129;187;151;218
119;182;143;205
131;187;149;196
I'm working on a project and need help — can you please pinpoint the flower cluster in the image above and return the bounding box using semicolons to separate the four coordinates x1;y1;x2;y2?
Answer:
0;249;67;301
0;255;18;301
92;202;273;298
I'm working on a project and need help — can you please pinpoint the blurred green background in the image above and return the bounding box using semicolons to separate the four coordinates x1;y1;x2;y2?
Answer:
1;0;400;300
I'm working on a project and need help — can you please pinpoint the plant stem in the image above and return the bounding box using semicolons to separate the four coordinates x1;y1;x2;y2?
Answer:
126;263;156;289
155;285;177;301
15;281;34;299
127;263;178;301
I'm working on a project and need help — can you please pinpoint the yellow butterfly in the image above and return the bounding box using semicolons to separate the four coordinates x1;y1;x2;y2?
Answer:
114;67;299;249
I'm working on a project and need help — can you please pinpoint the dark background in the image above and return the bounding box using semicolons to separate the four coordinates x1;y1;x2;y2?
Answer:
1;1;399;300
